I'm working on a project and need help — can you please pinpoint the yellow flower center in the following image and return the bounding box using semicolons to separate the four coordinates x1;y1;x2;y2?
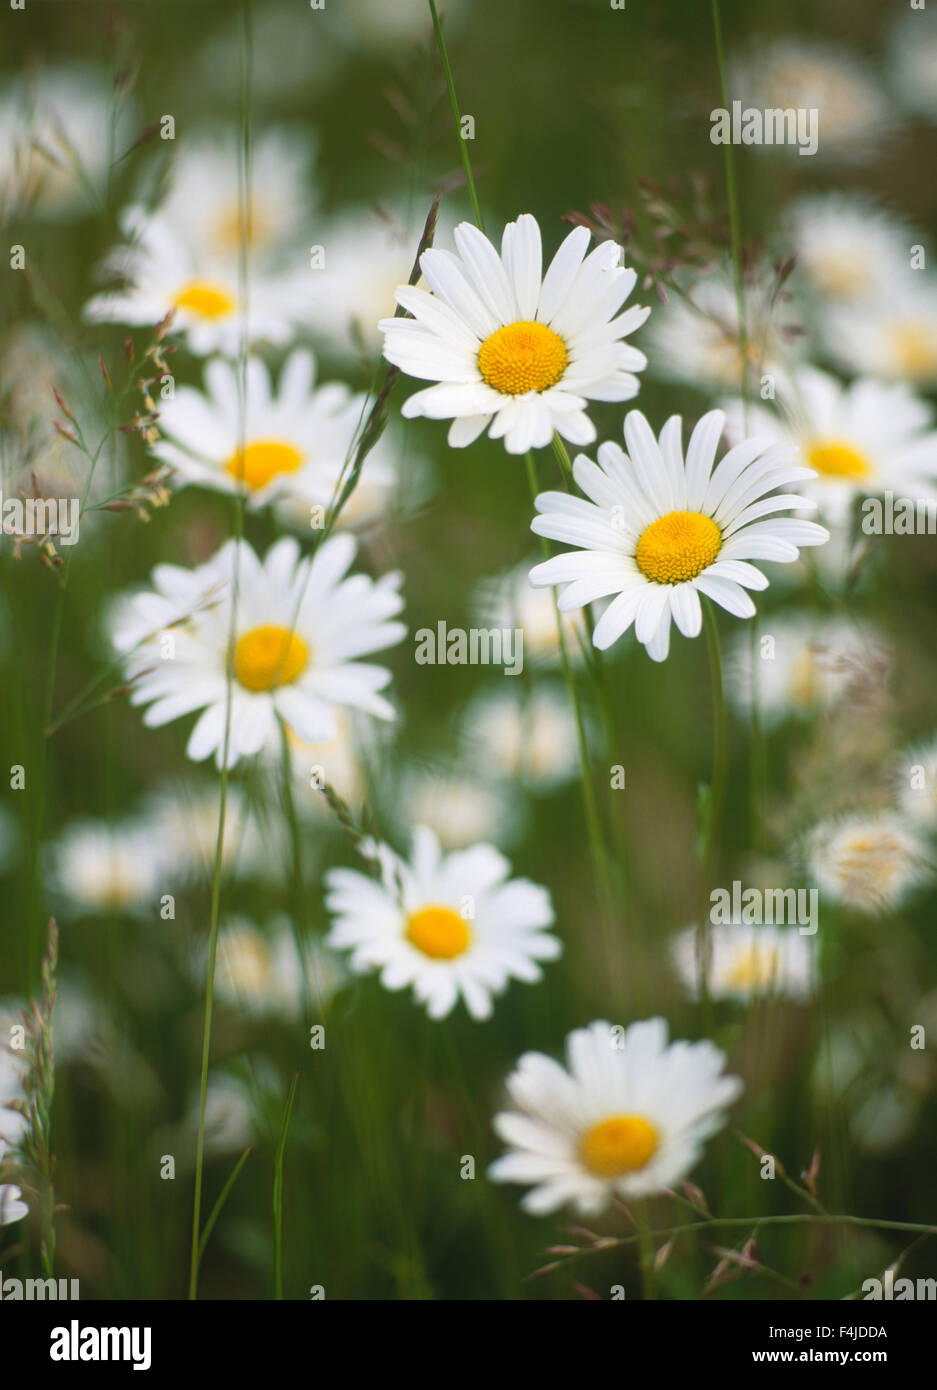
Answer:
726;943;781;991
635;510;722;585
477;321;568;395
834;832;908;899
889;321;937;379
233;624;309;693
224;439;304;492
405;904;472;960
579;1114;659;1177
220;929;274;997
172;280;236;320
213;201;271;253
804;437;872;480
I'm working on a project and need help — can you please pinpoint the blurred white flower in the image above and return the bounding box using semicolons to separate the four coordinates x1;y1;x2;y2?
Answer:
212;916;344;1018
51;818;165;916
474;560;586;667
785;194;917;305
822;276;937;388
400;766;522;850
671;922;816;1003
805;813;933;914
460;685;580;791
897;737;937;834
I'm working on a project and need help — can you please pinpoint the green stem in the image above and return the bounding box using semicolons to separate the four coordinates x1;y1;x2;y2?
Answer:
428;0;484;231
698;599;727;1038
273;1073;299;1300
634;1203;657;1300
710;0;749;412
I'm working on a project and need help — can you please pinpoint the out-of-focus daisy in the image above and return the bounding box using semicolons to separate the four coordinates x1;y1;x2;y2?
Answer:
671;923;815;1003
724;367;937;526
380;213;649;453
726;613;888;729
336;0;467;49
324;825;559;1020
888;6;937;122
646;267;793;393
489;1018;742;1214
144;783;276;884
112;534;405;768
729;40;893;160
157;127;315;263
0;1007;28;1151
460;685;580;792
823;278;937;388
0;1141;28;1226
530;409;828;663
785;194;915;305
51;818;165;915
275;713;367;820
0;65;135;222
84;206;304;356
399;766;522;850
805;812;933;914
213;916;344;1018
897;737;937;834
474;560;586;666
152;351;377;512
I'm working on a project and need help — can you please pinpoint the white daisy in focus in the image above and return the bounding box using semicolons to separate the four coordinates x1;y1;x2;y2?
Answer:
805;813;933;914
529;409;829;663
460;685;580;792
51;818;165;915
111;535;405;769
0;65;135;222
897;737;937;834
723;367;937;526
784;194;915;305
84;206;304;356
0;1141;28;1227
488;1018;742;1214
324;825;559;1020
646;268;793;393
474;560;586;667
157;127;316;262
671;923;815;1003
729;40;893;160
212;916;344;1018
726;613;889;729
380;213;649;453
888;6;937;122
822;277;937;388
151;350;384;514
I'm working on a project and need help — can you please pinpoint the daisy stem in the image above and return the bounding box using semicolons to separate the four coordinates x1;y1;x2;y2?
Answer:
633;1202;657;1300
427;0;485;232
699;598;727;1037
525;451;614;925
279;720;315;1027
550;432;575;487
188;0;252;1299
273;1071;299;1299
710;0;749;413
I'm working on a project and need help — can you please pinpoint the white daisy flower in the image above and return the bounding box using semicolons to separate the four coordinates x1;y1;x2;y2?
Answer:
723;367;937;526
896;737;937;834
529;408;829;663
805;812;934;914
888;6;937;122
84;206;303;357
111;534;406;769
671;923;816;1003
324;825;559;1020
143;783;278;884
823;276;937;387
0;64;135;221
474;560;586;666
0;1142;28;1227
489;1018;742;1214
726;613;889;729
51;818;165;916
157;126;316;263
460;685;580;792
784;194;916;304
380;213;650;453
151;350;381;513
275;713;368;820
646;267;792;393
212;916;344;1018
729;40;893;161
0;1012;28;1151
399;767;522;851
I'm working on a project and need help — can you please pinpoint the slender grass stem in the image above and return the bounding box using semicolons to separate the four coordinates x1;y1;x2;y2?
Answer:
633;1202;657;1300
710;0;749;412
273;1072;299;1300
698;598;727;1038
427;0;484;231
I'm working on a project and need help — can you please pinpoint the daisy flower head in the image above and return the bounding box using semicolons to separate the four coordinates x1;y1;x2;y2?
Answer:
379;213;650;454
51;817;165;917
112;534;405;768
822;276;937;388
896;737;937;834
324;825;559;1020
152;350;378;513
489;1018;742;1214
529;409;829;663
671;923;816;1004
0;1026;28;1151
212;916;344;1018
460;685;580;793
784;194;915;306
84;206;304;357
474;560;586;666
723;367;937;527
0;1142;28;1227
398;766;523;851
805;812;934;915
